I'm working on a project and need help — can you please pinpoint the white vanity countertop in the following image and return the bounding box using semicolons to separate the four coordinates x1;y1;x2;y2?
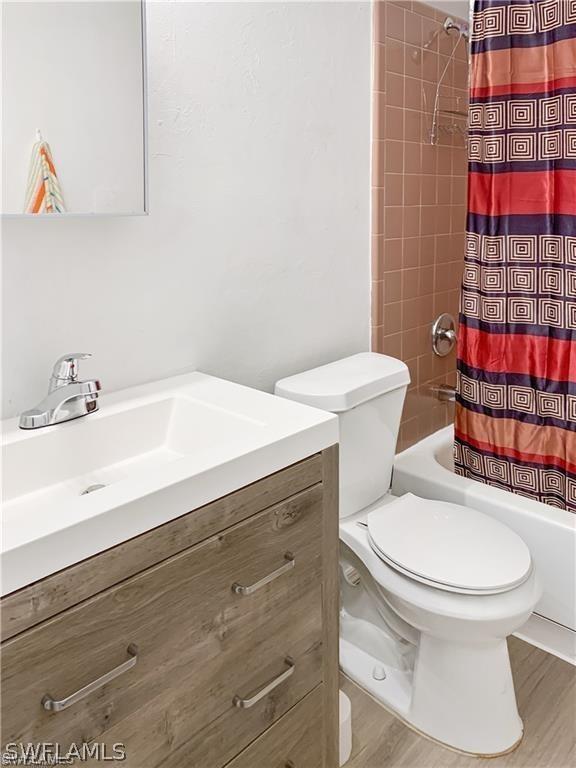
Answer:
1;372;338;595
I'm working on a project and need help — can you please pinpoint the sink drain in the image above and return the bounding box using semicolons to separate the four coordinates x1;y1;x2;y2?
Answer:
80;483;107;496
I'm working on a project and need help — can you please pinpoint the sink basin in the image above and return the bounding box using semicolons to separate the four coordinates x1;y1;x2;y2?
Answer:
4;394;266;505
2;373;338;594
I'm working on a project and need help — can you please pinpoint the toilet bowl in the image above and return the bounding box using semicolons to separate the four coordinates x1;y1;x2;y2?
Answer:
275;353;541;756
339;496;540;755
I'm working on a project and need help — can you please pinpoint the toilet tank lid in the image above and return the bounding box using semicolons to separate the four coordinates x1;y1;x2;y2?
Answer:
274;353;410;412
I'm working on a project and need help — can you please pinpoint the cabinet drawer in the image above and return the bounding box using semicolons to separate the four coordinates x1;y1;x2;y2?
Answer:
2;485;324;768
225;686;324;768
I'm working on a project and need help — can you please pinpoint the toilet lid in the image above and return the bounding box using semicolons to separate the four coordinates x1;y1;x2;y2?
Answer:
367;494;532;594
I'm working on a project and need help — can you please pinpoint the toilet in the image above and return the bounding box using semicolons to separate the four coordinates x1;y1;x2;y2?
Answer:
275;353;541;756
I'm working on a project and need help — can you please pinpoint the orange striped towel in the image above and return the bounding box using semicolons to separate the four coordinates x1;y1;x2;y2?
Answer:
24;134;66;214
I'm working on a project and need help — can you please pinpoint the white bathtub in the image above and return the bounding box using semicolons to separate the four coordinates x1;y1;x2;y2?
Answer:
393;426;576;664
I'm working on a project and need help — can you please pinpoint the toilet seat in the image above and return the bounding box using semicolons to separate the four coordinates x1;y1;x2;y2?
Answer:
367;494;532;595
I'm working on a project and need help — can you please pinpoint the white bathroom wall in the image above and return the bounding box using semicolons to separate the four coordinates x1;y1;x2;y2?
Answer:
1;1;371;418
427;1;469;19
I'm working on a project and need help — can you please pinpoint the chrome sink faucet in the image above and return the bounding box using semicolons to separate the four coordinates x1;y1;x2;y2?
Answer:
19;353;101;430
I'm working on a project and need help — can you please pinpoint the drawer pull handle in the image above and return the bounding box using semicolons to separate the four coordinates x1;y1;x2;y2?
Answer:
233;657;295;709
41;643;138;713
232;552;295;596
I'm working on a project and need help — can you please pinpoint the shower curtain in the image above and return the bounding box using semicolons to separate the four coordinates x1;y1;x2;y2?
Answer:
454;0;576;512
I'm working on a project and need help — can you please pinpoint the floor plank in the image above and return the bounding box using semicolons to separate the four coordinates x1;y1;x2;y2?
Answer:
342;637;576;768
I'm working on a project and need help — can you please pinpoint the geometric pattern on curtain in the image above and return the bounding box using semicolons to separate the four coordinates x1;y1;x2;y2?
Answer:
454;0;576;512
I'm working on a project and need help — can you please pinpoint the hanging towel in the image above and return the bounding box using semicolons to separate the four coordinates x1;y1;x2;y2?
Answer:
24;132;66;213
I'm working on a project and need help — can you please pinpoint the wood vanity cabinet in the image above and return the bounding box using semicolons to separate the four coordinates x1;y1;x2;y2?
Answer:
0;448;339;768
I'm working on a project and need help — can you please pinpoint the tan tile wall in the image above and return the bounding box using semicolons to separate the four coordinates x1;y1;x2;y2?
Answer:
371;0;469;451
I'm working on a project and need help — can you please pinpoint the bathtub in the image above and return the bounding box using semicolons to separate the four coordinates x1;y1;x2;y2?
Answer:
393;426;576;665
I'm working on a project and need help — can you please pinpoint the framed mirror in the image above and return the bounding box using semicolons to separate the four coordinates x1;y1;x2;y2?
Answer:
2;0;147;216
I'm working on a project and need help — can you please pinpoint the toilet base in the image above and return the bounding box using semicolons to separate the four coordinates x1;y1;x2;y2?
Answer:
340;658;522;759
340;621;524;756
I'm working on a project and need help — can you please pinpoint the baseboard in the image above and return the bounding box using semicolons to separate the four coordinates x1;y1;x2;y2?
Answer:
514;613;576;666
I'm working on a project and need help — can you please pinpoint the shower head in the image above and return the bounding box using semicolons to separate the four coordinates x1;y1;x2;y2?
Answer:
444;16;470;41
421;14;470;54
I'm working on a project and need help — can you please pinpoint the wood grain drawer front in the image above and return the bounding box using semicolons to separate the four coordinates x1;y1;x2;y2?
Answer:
2;485;324;768
225;686;324;768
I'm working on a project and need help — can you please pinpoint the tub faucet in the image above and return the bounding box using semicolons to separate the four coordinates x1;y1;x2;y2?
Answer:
429;383;456;402
19;353;101;430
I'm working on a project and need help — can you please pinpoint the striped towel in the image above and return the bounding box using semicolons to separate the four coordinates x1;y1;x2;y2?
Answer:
24;134;66;213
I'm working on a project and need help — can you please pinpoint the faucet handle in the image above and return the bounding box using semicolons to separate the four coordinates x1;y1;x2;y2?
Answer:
50;353;92;389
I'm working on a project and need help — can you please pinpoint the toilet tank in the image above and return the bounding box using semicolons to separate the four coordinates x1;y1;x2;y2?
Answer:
275;353;410;518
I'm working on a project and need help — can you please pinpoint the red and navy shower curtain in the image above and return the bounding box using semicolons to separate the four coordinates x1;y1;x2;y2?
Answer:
455;0;576;512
